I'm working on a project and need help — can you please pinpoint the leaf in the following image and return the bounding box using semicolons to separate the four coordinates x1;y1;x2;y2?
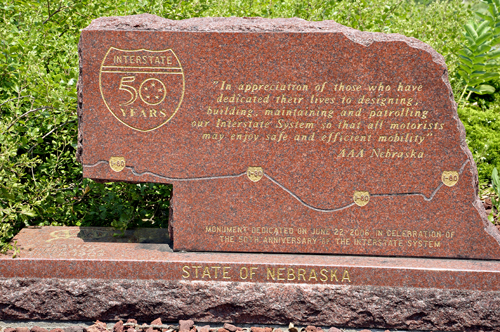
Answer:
465;22;479;39
489;213;494;222
458;69;470;80
476;34;492;48
458;49;473;58
492;197;499;209
472;64;486;71
484;63;498;70
493;168;500;188
477;12;494;23
477;84;496;94
465;36;478;48
20;209;36;217
477;45;494;58
477;20;491;37
468;77;487;86
458;63;473;75
482;72;499;79
488;3;499;18
488;48;500;58
458;54;474;65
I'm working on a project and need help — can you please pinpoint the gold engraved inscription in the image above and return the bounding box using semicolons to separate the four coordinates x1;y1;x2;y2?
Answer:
266;267;351;283
442;171;459;187
46;229;113;242
247;167;264;182
46;230;79;242
139;78;167;105
109;157;126;172
181;264;352;284
353;191;370;207
206;224;455;251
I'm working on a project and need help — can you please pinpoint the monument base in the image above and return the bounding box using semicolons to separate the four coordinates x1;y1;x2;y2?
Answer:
1;227;499;331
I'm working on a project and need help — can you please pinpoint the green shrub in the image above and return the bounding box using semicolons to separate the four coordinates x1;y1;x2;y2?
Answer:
458;102;500;184
456;0;500;100
0;0;190;252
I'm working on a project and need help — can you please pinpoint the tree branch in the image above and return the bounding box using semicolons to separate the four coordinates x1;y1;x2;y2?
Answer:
3;106;52;133
0;95;33;109
27;119;75;154
43;3;70;24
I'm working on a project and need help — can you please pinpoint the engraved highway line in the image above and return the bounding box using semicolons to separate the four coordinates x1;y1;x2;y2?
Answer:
83;159;469;211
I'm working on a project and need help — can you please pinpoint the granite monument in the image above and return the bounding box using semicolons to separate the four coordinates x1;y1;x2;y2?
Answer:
76;15;500;259
2;15;500;331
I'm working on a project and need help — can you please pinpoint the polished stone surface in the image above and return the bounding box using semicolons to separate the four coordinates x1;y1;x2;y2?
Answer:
78;15;500;257
3;226;500;290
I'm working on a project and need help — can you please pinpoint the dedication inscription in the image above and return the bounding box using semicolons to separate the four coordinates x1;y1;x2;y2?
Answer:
78;15;500;259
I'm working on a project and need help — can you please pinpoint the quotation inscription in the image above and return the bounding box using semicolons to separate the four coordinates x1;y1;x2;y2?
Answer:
189;80;444;160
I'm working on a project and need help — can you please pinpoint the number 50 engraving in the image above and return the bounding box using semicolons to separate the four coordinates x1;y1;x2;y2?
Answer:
119;76;138;106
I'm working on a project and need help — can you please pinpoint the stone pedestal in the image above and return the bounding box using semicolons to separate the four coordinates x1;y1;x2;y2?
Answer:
1;226;500;331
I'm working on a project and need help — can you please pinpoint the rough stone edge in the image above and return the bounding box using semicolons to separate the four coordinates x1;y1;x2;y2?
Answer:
81;14;445;64
77;14;460;166
1;278;500;332
76;38;84;164
76;14;465;169
75;14;458;170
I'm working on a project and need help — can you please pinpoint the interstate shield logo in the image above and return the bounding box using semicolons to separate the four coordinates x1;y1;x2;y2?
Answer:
99;48;185;132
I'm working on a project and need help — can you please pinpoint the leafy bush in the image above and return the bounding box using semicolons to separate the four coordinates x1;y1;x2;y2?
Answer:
0;0;188;252
456;0;500;183
457;0;500;100
457;20;500;99
1;0;496;252
458;101;500;183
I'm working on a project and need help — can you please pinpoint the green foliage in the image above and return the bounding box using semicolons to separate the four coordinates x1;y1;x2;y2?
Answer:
457;0;500;100
476;0;500;42
1;0;498;250
0;0;186;252
457;102;500;183
491;167;500;220
73;180;171;231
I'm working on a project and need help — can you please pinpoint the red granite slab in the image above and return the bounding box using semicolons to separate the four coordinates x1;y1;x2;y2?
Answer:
78;15;500;258
2;226;500;292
